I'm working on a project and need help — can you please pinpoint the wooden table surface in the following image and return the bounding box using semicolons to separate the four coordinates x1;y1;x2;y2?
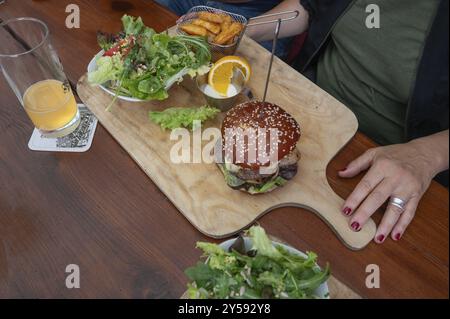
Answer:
0;0;448;299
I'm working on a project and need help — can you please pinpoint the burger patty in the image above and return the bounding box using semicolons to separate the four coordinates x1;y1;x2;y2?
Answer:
235;167;276;183
278;148;301;180
279;164;298;180
218;148;301;194
233;148;301;182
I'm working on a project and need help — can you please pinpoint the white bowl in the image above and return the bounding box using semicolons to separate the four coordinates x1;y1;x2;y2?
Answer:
87;50;188;103
219;237;330;299
87;50;142;102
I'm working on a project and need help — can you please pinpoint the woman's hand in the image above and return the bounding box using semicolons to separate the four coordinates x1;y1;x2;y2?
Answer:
339;130;449;244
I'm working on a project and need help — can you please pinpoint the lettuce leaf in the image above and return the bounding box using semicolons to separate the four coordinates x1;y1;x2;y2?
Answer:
218;164;246;188
149;106;220;130
247;177;287;194
196;242;226;256
248;226;282;259
185;262;218;287
121;15;145;35
187;283;209;299
88;55;124;85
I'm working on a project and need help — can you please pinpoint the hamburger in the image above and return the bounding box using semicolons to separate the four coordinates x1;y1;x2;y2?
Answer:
217;101;301;194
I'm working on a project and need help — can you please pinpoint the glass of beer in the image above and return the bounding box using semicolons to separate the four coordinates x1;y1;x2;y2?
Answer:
0;17;80;138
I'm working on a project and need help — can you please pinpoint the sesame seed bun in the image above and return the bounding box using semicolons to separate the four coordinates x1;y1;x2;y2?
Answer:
221;101;301;170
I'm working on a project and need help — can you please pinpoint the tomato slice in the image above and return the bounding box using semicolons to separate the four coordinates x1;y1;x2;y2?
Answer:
103;37;135;58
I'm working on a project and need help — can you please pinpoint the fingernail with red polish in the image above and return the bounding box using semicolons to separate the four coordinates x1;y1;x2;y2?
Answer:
376;234;385;243
351;222;360;232
394;233;402;241
340;167;348;172
343;207;352;216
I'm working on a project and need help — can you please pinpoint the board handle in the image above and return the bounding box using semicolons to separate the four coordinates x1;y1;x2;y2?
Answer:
302;181;377;250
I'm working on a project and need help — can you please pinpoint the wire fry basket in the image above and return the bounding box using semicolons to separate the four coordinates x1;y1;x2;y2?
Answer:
176;6;248;61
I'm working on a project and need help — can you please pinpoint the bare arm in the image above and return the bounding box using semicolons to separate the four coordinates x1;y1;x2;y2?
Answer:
245;0;309;41
409;129;450;175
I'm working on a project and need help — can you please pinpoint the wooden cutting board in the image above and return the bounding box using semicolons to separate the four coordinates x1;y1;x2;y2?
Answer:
77;35;376;250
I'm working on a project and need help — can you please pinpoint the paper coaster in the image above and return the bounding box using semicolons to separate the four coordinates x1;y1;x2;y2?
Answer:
28;104;98;153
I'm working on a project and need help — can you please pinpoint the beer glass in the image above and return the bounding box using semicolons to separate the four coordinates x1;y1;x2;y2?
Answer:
0;17;80;137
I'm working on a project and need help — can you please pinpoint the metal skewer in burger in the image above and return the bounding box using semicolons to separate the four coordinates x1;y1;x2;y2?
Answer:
217;14;302;194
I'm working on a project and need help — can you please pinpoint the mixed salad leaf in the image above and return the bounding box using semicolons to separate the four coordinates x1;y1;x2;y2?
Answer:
218;164;288;194
88;15;212;102
185;226;330;299
149;106;220;130
247;176;287;194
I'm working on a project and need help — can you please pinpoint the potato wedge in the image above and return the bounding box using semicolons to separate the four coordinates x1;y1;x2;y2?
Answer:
221;16;232;33
192;19;221;35
180;24;208;37
214;22;243;45
198;11;225;24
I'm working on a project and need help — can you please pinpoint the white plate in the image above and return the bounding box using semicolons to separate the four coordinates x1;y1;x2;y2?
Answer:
87;50;188;102
219;237;330;299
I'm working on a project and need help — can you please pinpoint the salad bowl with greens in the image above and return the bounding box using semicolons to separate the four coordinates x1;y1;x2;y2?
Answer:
185;226;330;299
87;15;211;103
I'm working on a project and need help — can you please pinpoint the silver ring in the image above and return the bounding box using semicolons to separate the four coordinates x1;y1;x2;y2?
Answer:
389;197;407;212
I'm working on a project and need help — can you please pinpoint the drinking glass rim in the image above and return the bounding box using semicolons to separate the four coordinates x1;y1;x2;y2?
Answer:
0;17;49;58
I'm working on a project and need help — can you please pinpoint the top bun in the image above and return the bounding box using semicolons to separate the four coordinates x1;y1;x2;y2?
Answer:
221;101;301;170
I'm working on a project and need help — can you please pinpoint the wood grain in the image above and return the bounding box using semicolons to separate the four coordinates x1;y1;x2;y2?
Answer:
77;31;377;250
0;0;448;299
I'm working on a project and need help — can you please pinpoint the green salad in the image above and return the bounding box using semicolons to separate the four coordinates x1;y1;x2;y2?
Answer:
185;226;330;299
88;15;211;101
